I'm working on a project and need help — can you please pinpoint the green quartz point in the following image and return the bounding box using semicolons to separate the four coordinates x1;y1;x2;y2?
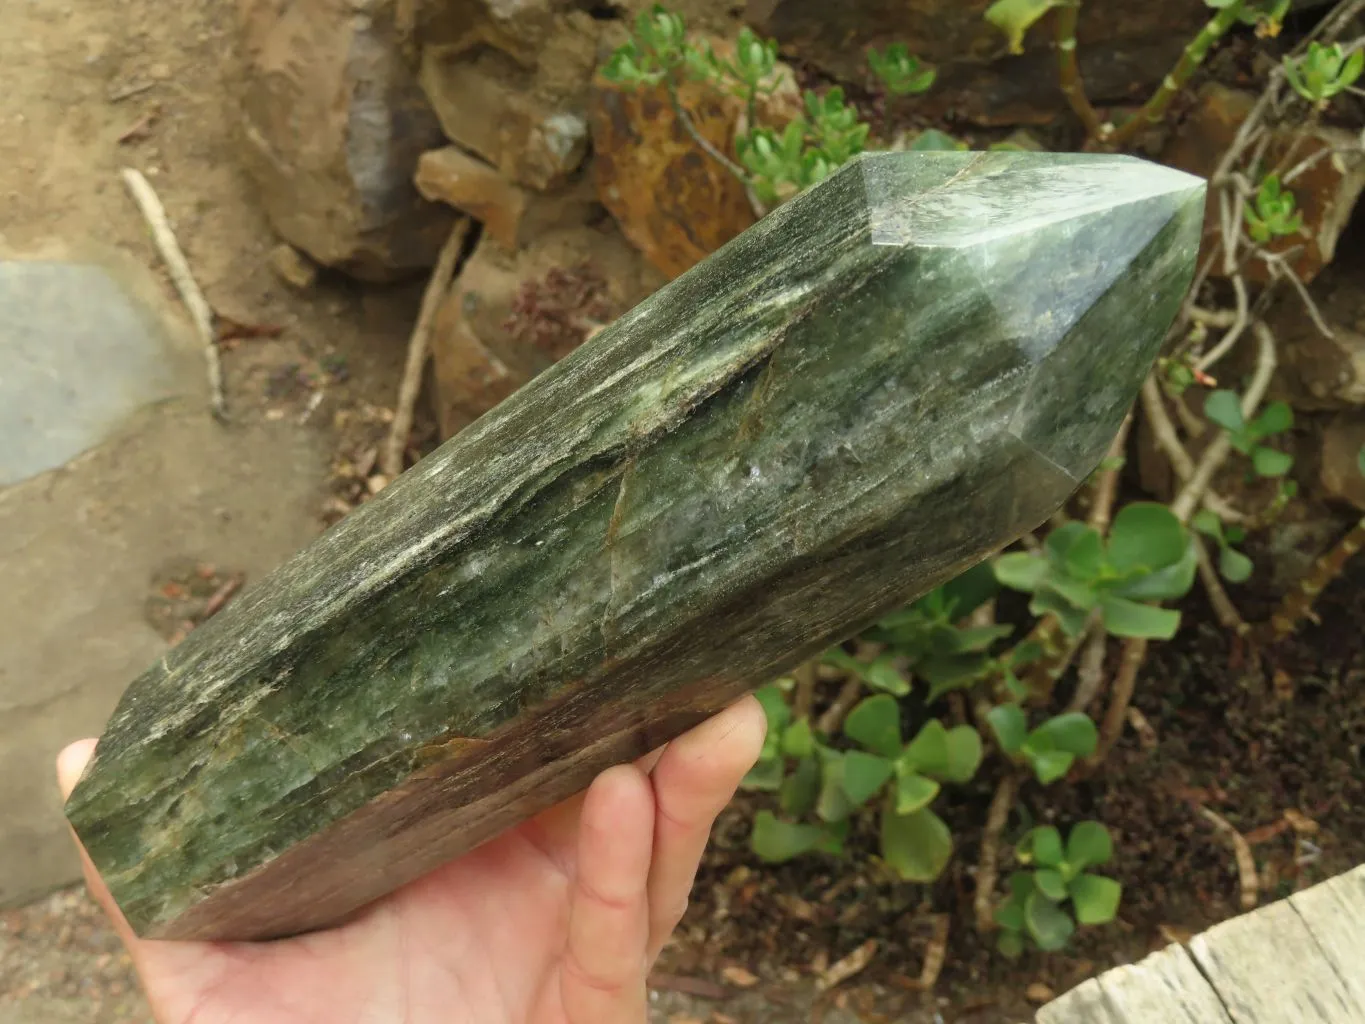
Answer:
64;151;1205;941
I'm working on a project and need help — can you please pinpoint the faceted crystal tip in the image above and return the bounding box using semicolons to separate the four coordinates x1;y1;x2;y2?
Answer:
858;150;1206;482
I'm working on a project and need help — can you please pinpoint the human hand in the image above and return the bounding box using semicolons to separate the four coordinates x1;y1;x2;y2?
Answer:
57;695;766;1024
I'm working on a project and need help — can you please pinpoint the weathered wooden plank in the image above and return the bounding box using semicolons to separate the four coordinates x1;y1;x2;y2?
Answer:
1287;865;1365;1014
1037;942;1232;1024
1189;896;1365;1022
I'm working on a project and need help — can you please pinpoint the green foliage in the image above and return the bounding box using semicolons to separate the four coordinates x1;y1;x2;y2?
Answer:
983;0;1067;55
1204;392;1294;478
1285;42;1365;107
600;4;940;208
599;4;689;86
994;503;1196;639
905;129;969;151
1192;510;1254;583
1243;175;1304;244
996;822;1121;956
1205;0;1290;32
745;668;986;882
987;705;1098;783
867;43;937;96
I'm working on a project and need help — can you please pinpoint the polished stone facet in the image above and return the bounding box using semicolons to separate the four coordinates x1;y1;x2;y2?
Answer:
65;152;1205;941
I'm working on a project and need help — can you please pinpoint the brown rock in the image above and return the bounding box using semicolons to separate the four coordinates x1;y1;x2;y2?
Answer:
268;244;319;291
1270;312;1365;411
1320;415;1365;510
236;0;452;281
415;146;601;250
745;0;1205;126
418;10;600;191
591;71;759;280
429;223;663;437
1162;83;1365;285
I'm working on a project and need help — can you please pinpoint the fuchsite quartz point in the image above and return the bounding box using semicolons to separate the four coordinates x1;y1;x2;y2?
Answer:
64;151;1205;941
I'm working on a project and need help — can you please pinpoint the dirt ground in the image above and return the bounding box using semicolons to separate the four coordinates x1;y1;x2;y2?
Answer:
3;1;1364;1023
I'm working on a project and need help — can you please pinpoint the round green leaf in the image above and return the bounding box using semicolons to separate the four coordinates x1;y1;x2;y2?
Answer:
1251;399;1293;438
1204;389;1245;433
1069;873;1122;925
1017;825;1064;867
1107;503;1187;573
1030;588;1093;637
816;754;855;823
994;551;1048;592
779;754;821;817
938;725;984;783
996;929;1026;959
740;756;785;792
841;750;895;806
880;804;954;882
986;703;1028;755
1100;595;1181;639
844;694;903;757
995;895;1026;933
1191;508;1224;541
1219;546;1254;583
984;0;1066;53
1109;539;1197;602
1030;749;1075;784
753;684;791;734
1024;890;1076;951
1066;821;1114;868
781;716;814;758
1252;446;1294;478
1034;868;1068;901
751;811;825;863
864;654;912;696
1029;712;1098;757
903;719;950;774
895;770;941;815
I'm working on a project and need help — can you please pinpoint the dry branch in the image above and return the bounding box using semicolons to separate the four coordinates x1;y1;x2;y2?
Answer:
120;167;224;422
382;219;471;480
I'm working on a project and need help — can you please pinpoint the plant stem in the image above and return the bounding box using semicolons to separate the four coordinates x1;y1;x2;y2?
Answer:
1093;636;1149;763
817;677;862;736
1263;516;1365;643
665;79;754;186
1067;623;1109;713
1110;0;1248;146
1087;410;1132;534
1170;322;1278;524
974;773;1020;933
1194;535;1251;637
792;659;819;719
1053;1;1105;139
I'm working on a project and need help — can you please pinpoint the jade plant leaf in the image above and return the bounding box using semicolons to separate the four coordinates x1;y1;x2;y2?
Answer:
1069;873;1122;925
880;804;954;882
844;694;902;758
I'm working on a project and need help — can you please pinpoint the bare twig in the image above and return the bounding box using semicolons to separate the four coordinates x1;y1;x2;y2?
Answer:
1264;516;1365;644
1086;411;1132;534
912;914;950;992
1067;624;1109;714
1140;376;1247;525
817;677;862;736
1198;806;1260;910
382;219;471;480
120;167;225;422
1171;321;1277;524
974;773;1020;933
665;81;754;186
203;573;245;619
1257;249;1335;338
792;660;819;720
1054;2;1104;138
1093;637;1148;764
1194;535;1250;636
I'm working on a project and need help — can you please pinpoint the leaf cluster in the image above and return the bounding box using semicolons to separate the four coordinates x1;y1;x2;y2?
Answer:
995;822;1121;956
994;503;1196;640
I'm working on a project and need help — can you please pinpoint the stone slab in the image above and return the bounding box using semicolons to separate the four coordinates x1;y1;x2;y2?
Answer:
0;249;326;908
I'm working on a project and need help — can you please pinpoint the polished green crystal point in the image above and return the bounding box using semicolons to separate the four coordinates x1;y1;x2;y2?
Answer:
65;151;1205;941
